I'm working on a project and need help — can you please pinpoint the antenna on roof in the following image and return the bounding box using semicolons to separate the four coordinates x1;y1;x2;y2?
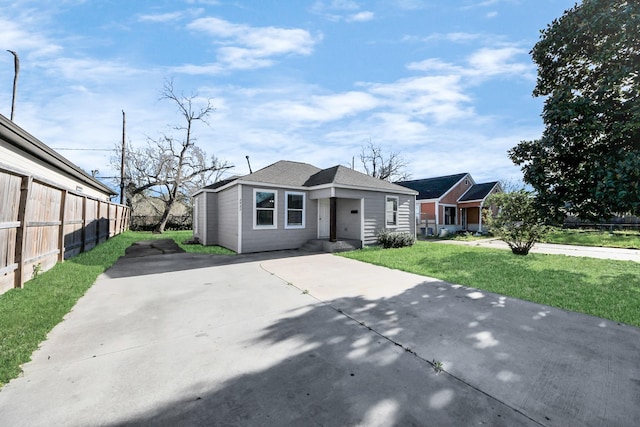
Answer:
246;155;253;173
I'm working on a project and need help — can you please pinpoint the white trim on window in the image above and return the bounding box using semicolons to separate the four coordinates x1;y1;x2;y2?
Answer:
385;195;399;227
285;191;305;229
443;204;457;225
253;188;277;229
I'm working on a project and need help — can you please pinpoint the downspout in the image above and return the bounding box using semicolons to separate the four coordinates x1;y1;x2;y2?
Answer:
435;201;439;234
478;201;484;233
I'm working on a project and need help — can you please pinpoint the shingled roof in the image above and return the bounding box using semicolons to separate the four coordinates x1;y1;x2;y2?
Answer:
458;182;500;202
396;173;469;199
196;160;416;195
304;165;414;193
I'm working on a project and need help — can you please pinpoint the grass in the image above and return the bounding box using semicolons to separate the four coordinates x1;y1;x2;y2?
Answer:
0;230;231;387
339;241;640;328
541;228;640;249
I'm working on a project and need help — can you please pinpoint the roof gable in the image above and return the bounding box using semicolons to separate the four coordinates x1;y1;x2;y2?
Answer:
458;182;500;202
397;173;469;199
304;165;412;192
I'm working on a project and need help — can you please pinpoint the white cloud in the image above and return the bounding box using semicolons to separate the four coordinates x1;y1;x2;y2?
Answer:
0;17;63;58
137;8;209;24
365;75;473;123
409;46;533;82
258;91;380;123
467;46;531;78
184;17;319;72
347;11;374;22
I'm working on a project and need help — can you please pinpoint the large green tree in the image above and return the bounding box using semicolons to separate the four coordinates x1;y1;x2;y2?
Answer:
510;0;640;221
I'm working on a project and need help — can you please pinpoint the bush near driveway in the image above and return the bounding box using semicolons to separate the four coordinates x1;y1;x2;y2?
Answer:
376;230;415;248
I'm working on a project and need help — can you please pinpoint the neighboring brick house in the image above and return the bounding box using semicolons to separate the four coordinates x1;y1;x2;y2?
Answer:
397;173;501;235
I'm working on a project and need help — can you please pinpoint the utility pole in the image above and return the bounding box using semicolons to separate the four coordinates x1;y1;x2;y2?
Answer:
120;110;126;205
7;50;19;121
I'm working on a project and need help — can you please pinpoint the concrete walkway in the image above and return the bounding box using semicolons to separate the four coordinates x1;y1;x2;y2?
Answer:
434;238;640;262
0;248;638;426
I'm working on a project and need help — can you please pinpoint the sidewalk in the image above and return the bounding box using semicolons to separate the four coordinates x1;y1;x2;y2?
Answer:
434;238;640;262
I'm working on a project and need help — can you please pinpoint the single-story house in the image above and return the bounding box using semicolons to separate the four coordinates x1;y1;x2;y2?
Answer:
192;160;417;253
397;173;501;234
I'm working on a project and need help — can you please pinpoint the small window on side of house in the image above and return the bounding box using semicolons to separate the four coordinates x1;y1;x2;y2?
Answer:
386;196;399;227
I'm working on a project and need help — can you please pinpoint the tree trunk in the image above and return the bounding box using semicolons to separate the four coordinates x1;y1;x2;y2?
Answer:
154;199;175;233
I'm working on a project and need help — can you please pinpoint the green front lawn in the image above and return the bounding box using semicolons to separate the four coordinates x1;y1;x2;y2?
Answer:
0;230;230;387
339;241;640;327
541;228;640;249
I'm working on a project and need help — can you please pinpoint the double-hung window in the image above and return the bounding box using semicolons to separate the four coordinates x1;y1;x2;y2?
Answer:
254;189;277;229
444;206;456;225
285;192;305;228
386;196;398;227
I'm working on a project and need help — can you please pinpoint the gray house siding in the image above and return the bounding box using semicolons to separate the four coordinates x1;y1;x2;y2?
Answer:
336;198;361;240
204;192;218;245
217;187;239;252
240;185;318;253
362;192;415;245
193;193;205;243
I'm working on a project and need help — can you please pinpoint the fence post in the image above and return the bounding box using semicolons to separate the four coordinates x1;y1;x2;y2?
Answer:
57;190;67;262
14;175;32;288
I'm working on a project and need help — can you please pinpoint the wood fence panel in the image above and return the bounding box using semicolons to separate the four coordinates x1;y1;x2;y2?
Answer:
0;171;22;293
84;199;98;252
63;193;85;259
108;204;117;238
22;182;62;282
0;167;129;294
98;201;109;243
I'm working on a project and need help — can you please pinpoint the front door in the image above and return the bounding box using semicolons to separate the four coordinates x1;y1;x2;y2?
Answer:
318;198;330;238
461;208;467;230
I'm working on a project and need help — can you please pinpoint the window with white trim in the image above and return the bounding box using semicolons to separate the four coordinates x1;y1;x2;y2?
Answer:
444;206;456;225
254;189;277;229
285;191;305;228
386;196;398;227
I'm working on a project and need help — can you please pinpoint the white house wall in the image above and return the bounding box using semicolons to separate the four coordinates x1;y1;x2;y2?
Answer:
0;141;110;200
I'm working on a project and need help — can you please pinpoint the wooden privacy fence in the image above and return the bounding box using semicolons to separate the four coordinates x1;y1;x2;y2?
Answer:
0;167;129;294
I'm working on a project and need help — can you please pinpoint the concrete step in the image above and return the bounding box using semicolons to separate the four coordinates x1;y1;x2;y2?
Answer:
300;239;362;253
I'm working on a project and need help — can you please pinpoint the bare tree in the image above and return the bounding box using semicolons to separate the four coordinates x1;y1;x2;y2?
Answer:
359;139;410;182
116;79;232;233
498;178;524;194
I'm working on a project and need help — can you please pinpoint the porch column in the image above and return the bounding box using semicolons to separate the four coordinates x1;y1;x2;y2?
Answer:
330;197;337;242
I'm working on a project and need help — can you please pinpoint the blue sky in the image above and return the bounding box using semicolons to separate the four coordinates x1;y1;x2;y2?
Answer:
0;0;577;188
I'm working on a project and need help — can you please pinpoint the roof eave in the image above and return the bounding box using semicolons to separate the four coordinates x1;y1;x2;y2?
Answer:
0;115;117;196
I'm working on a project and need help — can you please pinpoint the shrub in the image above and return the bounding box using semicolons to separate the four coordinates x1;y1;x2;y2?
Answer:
377;230;416;248
484;190;549;255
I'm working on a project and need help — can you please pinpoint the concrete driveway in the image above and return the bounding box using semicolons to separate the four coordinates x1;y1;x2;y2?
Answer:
0;248;638;426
